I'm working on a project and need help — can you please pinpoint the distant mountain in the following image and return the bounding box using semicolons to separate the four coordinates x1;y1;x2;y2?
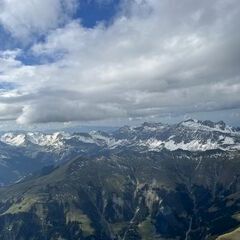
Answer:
0;150;240;239
113;119;240;151
0;119;239;185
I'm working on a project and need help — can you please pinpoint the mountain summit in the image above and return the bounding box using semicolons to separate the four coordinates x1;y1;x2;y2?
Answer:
0;120;239;185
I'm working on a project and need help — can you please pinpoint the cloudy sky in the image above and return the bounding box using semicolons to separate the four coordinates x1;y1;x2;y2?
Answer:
0;0;240;130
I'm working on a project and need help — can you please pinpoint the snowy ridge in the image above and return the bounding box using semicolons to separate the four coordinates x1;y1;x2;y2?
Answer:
0;132;67;149
0;119;240;152
143;138;228;152
180;119;239;134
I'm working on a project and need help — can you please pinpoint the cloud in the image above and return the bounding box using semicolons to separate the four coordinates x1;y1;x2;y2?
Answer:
16;100;126;124
0;104;22;120
0;0;77;40
0;0;240;125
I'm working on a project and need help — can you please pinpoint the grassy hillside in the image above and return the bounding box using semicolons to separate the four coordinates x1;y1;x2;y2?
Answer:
0;150;239;239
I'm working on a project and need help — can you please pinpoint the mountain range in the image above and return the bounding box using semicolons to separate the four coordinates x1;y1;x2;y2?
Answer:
0;119;239;239
0;119;239;185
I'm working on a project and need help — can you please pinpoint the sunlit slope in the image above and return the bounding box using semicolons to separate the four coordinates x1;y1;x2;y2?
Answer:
0;150;240;239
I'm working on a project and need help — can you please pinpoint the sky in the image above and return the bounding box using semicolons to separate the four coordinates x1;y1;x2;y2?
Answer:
0;0;240;130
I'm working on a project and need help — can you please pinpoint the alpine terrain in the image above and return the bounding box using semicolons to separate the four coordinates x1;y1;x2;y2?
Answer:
0;120;239;239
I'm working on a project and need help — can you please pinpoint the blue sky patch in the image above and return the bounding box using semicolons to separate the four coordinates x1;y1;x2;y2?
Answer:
0;26;19;51
16;48;67;66
0;82;17;91
75;0;121;28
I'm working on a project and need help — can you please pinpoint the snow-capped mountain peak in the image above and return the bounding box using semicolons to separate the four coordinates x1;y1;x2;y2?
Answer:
1;133;28;146
0;120;239;155
0;132;67;148
0;119;239;185
179;119;237;134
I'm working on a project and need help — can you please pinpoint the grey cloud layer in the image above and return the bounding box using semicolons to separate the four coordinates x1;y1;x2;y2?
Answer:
0;0;240;124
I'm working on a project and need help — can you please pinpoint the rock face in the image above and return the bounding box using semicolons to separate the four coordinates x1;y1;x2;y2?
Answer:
0;150;240;240
216;227;240;240
0;119;240;185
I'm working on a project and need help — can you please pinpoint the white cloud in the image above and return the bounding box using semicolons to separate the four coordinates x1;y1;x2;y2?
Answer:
0;0;77;40
0;0;240;125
